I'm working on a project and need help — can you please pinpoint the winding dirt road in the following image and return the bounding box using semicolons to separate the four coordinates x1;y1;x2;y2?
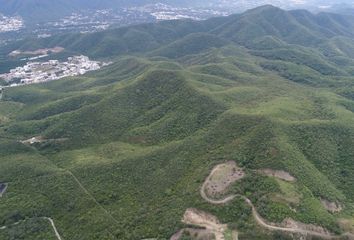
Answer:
201;164;354;240
200;163;242;205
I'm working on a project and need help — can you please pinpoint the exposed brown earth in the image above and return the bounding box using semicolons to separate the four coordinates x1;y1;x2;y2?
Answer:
173;163;352;240
9;47;64;57
182;208;228;240
258;169;296;182
201;161;244;204
321;199;343;213
200;163;353;239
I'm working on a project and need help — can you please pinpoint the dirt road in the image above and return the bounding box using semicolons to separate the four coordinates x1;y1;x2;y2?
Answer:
0;183;7;197
200;162;244;205
201;163;354;240
0;217;63;240
45;217;63;240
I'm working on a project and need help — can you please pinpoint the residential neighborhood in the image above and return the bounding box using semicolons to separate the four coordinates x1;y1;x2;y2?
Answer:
0;15;23;33
0;55;111;86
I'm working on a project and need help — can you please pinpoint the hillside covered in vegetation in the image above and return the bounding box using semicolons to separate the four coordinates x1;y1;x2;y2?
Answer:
1;5;354;240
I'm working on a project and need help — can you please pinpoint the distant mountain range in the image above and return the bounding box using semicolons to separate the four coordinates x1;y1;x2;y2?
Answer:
1;0;353;23
5;4;354;58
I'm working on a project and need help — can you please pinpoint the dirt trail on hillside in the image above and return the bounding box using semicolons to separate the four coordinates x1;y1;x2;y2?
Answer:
246;198;335;239
201;161;244;205
0;183;8;197
0;217;62;240
200;163;354;240
67;171;120;225
45;217;63;240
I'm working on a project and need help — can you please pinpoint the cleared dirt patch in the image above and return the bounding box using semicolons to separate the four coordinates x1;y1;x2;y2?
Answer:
200;163;349;239
182;208;227;240
321;199;342;213
204;161;244;198
21;136;45;144
338;219;354;235
9;47;64;57
258;169;295;182
20;136;68;145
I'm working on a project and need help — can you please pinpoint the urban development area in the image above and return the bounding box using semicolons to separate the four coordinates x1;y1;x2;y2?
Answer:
0;55;110;87
0;15;23;33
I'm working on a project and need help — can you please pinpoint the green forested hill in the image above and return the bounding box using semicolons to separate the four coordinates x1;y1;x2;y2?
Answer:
1;5;354;240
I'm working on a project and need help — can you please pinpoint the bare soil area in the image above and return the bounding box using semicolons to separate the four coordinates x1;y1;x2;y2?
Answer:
9;47;64;57
200;163;350;239
258;169;295;182
204;161;244;198
321;199;343;213
182;208;227;240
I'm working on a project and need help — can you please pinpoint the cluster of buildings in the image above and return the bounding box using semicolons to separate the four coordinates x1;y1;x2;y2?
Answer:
130;3;229;21
41;4;230;34
0;55;110;86
43;8;153;34
0;15;23;33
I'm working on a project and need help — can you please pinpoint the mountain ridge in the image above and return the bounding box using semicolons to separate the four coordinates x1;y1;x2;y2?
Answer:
1;5;354;240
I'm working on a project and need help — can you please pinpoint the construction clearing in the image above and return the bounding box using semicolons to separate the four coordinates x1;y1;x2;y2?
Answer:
181;208;233;240
203;161;244;199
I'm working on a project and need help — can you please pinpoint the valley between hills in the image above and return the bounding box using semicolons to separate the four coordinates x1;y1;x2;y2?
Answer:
1;5;354;240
